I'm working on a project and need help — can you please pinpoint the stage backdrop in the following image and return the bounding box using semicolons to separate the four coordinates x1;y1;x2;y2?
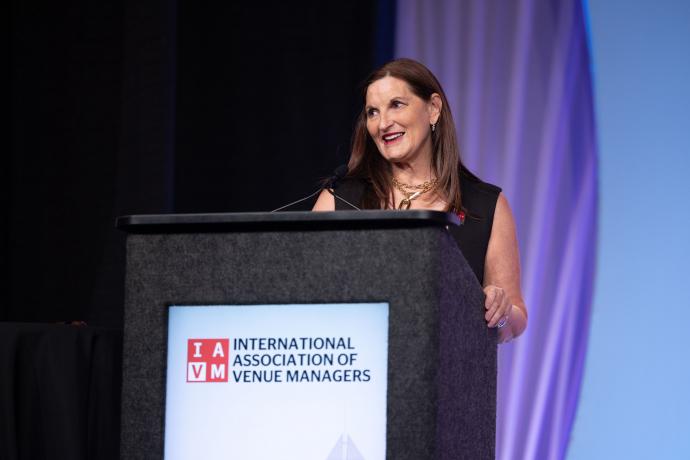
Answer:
395;1;598;459
568;1;690;459
8;1;380;326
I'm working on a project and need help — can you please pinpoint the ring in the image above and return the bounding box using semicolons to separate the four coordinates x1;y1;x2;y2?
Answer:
497;316;509;328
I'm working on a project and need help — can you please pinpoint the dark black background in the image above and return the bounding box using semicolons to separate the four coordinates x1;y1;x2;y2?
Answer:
8;0;393;327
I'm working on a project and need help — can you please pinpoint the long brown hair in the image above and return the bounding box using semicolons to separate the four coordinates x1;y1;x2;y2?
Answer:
347;58;467;211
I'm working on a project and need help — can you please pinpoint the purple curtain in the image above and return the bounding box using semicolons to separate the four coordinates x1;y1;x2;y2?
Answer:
395;1;598;458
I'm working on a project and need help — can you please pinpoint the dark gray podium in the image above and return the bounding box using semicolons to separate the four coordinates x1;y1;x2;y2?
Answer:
117;210;496;459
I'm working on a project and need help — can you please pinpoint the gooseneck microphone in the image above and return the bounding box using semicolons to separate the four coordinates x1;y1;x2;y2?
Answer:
270;165;358;212
325;165;360;210
325;164;349;189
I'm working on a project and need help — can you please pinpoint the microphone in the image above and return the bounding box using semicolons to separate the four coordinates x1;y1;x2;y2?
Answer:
270;165;356;212
325;164;349;189
325;165;360;210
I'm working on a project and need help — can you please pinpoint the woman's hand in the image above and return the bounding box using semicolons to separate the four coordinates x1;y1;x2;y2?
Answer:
483;285;512;328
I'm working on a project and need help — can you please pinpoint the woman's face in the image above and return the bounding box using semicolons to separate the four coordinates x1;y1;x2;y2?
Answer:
365;76;440;165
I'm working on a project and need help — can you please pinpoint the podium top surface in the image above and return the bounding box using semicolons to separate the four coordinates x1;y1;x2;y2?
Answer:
116;210;460;233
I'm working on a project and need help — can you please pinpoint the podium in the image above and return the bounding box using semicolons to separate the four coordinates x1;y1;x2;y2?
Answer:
117;211;496;459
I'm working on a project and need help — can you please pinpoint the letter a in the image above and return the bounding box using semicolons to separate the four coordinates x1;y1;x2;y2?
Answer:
213;341;225;357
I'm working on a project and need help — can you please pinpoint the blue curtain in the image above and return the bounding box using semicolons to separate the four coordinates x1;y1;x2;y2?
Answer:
395;1;598;458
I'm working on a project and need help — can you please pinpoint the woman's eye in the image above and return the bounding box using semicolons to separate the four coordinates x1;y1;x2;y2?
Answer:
392;100;404;108
366;108;378;118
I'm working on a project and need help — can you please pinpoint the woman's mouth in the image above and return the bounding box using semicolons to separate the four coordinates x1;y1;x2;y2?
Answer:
382;132;405;145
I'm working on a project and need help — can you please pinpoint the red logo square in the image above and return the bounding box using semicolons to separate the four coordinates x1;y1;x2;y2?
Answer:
186;339;229;383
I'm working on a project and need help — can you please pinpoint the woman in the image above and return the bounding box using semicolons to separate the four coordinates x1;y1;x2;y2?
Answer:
313;58;527;343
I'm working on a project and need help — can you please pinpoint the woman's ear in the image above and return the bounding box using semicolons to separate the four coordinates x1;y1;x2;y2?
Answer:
429;93;442;124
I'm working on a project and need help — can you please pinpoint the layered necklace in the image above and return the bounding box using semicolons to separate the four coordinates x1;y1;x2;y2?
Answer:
391;176;438;210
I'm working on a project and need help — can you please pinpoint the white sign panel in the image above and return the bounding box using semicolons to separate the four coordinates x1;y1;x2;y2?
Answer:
165;303;389;460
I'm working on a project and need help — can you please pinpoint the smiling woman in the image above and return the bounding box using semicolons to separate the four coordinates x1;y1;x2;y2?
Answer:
313;58;527;343
365;76;441;176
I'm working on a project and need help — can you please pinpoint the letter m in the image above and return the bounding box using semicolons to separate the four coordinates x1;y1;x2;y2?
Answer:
210;363;227;382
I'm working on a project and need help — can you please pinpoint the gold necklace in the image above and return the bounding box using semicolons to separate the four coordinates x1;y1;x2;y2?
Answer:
391;177;438;209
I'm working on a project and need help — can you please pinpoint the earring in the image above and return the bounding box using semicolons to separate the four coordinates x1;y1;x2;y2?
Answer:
431;123;436;132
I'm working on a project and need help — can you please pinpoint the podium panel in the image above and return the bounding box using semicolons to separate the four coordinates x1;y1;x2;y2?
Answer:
165;303;389;459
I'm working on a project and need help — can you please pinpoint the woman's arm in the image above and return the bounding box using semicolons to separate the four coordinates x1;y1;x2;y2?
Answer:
312;189;336;211
483;193;528;342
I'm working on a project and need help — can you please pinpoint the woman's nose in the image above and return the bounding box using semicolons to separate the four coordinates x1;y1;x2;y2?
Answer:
379;112;393;131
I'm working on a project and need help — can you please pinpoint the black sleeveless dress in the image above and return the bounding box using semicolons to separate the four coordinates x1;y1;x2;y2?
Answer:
333;171;501;285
